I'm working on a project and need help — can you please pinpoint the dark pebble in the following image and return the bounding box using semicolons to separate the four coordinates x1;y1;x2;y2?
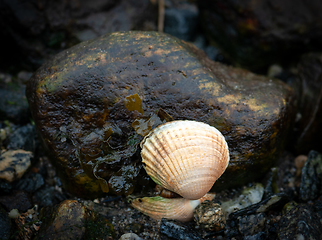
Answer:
0;180;13;194
0;82;30;124
15;172;44;193
238;213;265;236
243;231;267;240
33;186;67;208
164;2;199;41
229;193;289;219
0;205;12;240
160;218;202;240
6;124;37;152
299;150;322;201
0;190;32;212
277;204;322;239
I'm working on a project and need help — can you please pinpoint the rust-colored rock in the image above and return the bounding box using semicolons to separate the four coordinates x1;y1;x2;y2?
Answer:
26;31;295;198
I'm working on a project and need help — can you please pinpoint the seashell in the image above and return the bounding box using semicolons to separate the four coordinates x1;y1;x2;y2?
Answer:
140;120;230;200
130;193;215;222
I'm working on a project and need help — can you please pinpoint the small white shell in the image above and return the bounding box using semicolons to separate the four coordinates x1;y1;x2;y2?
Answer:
140;120;229;200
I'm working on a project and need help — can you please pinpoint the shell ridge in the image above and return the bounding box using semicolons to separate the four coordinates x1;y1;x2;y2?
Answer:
159;128;185;192
140;120;230;200
142;138;171;188
150;132;179;191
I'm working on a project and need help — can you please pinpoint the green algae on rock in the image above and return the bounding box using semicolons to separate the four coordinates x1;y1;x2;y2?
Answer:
26;31;295;198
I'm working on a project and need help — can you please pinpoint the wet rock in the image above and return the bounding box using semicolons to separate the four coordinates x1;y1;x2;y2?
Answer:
293;53;322;153
277;204;322;240
160;218;202;240
314;199;322;224
33;186;67;208
26;31;295;198
243;232;267;240
194;200;226;232
0;190;32;212
0;77;30;124
0;0;157;70
0;205;12;240
14;207;41;240
119;233;144;240
0;150;33;182
199;0;322;71
164;1;199;41
229;192;289;219
299;150;322;201
17;71;33;83
6;124;37;152
15;172;44;193
36;199;115;240
0;180;13;194
237;213;265;236
221;183;265;215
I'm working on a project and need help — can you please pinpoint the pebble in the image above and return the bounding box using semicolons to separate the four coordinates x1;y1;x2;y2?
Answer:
37;200;115;239
277;204;322;239
160;218;202;240
17;71;33;83
0;79;30;124
0;205;12;240
237;213;265;236
229;193;289;219
0;190;32;212
164;1;199;41
221;183;264;215
15;172;44;193
119;233;144;240
8;208;20;218
299;150;322;201
194;200;226;232
6;124;37;152
0;149;33;182
33;186;66;208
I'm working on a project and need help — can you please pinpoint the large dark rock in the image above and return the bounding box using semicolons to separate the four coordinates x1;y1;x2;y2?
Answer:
26;31;295;198
292;53;322;154
0;0;157;70
199;0;322;71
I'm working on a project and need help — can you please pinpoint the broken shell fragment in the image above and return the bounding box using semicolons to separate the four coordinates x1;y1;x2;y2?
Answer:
130;193;215;222
140;120;230;200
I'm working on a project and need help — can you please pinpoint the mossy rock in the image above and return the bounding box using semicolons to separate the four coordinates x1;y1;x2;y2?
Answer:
26;31;295;198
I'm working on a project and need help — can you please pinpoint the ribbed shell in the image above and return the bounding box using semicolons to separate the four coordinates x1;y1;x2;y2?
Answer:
130;193;215;222
140;120;230;200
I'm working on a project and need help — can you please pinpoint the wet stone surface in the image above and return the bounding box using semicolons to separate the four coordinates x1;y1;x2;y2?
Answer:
299;150;322;202
277;204;322;239
26;31;295;198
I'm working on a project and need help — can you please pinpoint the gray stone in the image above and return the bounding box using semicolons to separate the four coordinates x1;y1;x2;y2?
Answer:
299;150;322;201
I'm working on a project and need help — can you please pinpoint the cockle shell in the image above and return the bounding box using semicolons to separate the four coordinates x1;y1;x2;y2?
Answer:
130;193;215;222
140;120;230;200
